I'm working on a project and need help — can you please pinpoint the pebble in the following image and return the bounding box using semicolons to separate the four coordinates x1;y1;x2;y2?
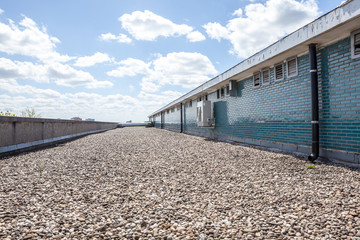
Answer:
0;127;359;238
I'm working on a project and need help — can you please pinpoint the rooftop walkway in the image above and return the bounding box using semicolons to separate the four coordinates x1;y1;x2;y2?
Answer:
1;128;359;239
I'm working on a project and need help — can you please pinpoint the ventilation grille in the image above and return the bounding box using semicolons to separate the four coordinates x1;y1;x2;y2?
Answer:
287;58;297;76
355;33;360;55
275;64;283;80
262;69;270;84
253;73;260;86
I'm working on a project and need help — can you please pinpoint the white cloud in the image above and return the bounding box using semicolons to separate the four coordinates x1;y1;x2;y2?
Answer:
107;52;217;92
140;81;161;93
0;79;63;99
0;16;72;63
119;10;194;41
138;90;183;107
0;79;173;122
146;52;217;89
203;0;320;58
0;57;113;88
186;31;206;42
0;9;4;14
74;52;113;67
107;58;149;78
47;62;113;88
100;32;132;43
203;22;230;42
232;9;243;17
0;57;50;83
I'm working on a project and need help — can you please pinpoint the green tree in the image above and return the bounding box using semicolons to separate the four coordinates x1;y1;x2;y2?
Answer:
0;110;16;116
21;107;41;118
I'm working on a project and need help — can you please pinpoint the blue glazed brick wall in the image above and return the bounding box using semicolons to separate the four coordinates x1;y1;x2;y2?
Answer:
153;114;161;128
164;108;181;132
212;54;312;145
158;37;360;154
318;37;360;152
184;100;196;132
183;54;313;146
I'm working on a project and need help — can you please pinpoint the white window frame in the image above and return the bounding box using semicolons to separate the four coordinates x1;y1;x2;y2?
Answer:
261;68;270;85
253;72;261;87
274;62;284;81
351;29;360;59
286;57;298;78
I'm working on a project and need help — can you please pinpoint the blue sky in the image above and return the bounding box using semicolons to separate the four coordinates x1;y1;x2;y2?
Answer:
0;0;342;122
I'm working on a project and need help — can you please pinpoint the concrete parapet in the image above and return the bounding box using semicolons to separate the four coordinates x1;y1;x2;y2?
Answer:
0;116;118;156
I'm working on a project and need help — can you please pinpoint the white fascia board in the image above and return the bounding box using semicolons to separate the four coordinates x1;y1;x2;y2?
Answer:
148;0;360;118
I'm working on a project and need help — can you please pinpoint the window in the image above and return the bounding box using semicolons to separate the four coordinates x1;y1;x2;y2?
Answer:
189;100;192;107
204;94;208;101
220;87;225;98
226;85;230;95
217;89;220;99
274;62;284;81
253;72;261;87
171;108;175;113
286;57;298;77
351;29;360;59
197;96;202;102
262;68;270;85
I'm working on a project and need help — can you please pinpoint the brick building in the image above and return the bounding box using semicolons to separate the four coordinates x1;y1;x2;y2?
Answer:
148;0;360;167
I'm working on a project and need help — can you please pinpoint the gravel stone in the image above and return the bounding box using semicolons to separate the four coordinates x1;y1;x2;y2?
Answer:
1;127;359;239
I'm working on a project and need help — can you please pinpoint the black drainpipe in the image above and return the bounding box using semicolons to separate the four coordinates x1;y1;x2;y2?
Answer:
180;103;183;133
308;44;319;162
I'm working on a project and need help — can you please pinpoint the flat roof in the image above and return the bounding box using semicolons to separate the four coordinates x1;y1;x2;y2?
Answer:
149;0;360;117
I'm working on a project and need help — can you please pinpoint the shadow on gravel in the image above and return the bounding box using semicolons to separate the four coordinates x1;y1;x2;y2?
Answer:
201;135;360;172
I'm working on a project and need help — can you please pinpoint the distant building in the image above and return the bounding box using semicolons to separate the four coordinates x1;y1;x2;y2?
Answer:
71;117;82;121
126;120;132;123
85;118;95;121
148;0;360;167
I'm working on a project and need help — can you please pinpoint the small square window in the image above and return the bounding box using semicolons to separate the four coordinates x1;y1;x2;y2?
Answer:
351;29;360;59
286;57;298;77
274;63;284;81
262;68;270;85
253;72;261;87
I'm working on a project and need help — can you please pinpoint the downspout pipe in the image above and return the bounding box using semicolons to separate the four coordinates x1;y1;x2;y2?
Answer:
180;103;183;133
308;44;319;162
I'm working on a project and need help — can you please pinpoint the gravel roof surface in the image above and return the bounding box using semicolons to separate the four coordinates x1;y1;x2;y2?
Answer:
0;127;359;239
